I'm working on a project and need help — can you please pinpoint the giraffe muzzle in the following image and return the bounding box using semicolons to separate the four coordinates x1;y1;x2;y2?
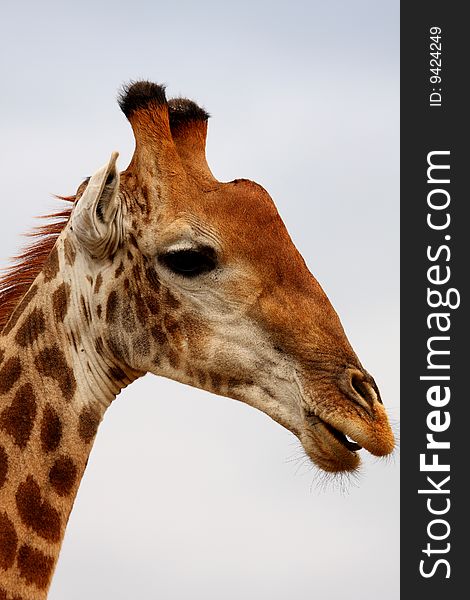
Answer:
298;365;395;472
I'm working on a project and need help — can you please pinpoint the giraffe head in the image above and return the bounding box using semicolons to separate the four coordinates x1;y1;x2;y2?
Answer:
68;81;394;473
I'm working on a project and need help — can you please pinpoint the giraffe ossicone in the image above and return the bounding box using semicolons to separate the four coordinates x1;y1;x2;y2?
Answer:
0;80;394;599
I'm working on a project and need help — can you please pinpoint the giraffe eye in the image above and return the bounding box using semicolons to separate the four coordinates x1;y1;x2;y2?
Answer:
158;247;217;277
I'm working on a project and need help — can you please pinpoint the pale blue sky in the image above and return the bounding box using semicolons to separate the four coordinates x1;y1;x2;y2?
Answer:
0;1;399;598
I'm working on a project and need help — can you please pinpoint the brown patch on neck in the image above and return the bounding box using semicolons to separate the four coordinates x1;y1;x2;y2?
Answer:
40;405;63;453
0;512;18;571
0;357;22;395
52;282;71;323
78;406;100;444
94;273;103;294
105;291;118;323
48;456;77;496
63;237;76;266
0;384;37;449
16;544;54;590
15;476;61;542
42;247;60;282
0;445;8;489
34;346;76;401
14;308;46;347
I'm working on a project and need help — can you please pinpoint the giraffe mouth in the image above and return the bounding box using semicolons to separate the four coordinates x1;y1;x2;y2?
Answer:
299;399;394;473
307;413;362;452
321;420;362;452
299;412;365;472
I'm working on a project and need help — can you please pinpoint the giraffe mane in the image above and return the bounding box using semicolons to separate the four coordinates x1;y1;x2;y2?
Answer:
0;196;75;332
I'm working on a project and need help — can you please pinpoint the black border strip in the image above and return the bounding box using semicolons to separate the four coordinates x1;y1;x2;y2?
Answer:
401;3;466;596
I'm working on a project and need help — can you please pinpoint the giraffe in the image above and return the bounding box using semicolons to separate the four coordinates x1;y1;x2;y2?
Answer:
0;81;395;599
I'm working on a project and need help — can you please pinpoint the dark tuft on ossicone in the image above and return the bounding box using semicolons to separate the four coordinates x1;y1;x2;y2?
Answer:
168;98;210;130
118;80;167;118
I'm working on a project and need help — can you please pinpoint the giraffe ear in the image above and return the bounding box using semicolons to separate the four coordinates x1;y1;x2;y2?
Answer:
71;152;123;259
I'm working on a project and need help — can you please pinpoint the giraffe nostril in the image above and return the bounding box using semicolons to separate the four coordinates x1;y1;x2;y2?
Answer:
342;368;382;413
351;373;372;404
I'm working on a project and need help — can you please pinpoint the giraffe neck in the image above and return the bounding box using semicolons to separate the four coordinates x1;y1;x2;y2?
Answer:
0;239;138;600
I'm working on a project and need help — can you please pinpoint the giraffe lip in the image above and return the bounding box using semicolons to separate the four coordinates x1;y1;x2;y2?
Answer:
307;414;362;452
322;422;362;452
